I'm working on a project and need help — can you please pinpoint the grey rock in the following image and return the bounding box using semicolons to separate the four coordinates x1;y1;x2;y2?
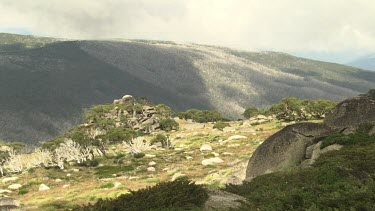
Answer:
204;189;248;210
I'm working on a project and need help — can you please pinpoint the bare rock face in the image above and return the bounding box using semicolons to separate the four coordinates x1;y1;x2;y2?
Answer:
325;95;375;130
245;123;332;180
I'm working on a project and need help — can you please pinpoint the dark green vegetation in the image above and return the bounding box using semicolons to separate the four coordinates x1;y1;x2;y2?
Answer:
213;121;230;131
74;179;208;211
177;109;223;123
1;33;375;144
159;118;179;132
243;97;337;121
225;131;375;210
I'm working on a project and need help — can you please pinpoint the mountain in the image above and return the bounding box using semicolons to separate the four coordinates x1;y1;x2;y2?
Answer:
1;33;375;144
347;54;375;71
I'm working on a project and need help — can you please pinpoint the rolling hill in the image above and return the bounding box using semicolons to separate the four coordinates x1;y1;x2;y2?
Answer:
0;33;374;144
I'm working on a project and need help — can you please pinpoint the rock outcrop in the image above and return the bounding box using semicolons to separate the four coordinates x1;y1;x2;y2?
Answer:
0;197;21;210
245;92;375;181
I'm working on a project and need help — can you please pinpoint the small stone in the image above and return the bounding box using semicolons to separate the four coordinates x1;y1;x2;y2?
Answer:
145;154;156;158
62;184;70;188
186;156;193;160
171;172;186;181
148;161;157;166
66;174;71;177
114;182;122;188
129;177;139;180
200;144;212;151
222;152;233;156
73;168;80;172
202;157;224;166
174;148;182;151
212;152;220;157
39;184;50;191
8;184;22;190
0;189;12;194
227;135;247;141
55;179;63;183
2;177;18;183
147;167;156;172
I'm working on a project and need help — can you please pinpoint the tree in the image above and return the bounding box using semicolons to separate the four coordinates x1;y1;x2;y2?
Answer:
243;107;260;119
156;104;173;118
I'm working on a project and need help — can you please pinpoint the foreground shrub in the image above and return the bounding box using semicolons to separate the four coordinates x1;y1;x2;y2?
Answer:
74;179;208;211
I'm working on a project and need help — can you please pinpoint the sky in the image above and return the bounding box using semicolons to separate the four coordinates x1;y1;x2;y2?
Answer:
0;0;375;63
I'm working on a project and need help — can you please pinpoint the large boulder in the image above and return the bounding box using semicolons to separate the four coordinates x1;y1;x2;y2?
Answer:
245;123;332;180
325;95;375;130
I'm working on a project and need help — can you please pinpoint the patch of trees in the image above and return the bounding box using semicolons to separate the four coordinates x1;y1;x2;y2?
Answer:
177;109;223;123
243;97;337;121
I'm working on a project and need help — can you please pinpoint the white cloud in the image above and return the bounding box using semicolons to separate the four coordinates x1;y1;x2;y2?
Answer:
0;0;375;61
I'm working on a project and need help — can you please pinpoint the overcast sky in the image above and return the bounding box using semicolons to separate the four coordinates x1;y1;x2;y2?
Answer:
1;0;374;63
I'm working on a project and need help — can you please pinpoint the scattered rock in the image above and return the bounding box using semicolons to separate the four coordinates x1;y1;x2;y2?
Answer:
227;135;247;141
62;184;70;188
145;154;156;158
72;168;80;172
147;167;156;172
186;156;193;160
128;177;139;180
2;177;18;183
174;148;182;151
202;157;224;166
200;144;213;151
55;179;63;183
8;184;22;190
66;174;71;177
222;152;233;156
39;184;50;191
171;172;186;181
148;161;157;166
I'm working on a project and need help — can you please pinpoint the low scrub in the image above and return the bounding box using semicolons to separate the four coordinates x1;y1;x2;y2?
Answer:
74;179;208;211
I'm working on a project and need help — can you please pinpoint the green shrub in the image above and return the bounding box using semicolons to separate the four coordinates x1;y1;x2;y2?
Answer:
177;109;223;123
74;179;209;211
213;121;230;131
133;153;145;159
159;118;179;132
320;132;374;149
18;188;29;195
95;165;134;178
106;128;137;144
100;182;115;189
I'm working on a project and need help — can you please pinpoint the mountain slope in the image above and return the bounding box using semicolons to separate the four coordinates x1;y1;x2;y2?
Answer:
348;54;375;71
0;33;374;144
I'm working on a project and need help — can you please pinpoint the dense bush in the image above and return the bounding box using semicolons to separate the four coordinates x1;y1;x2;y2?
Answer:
156;104;173;118
225;132;375;210
74;179;208;211
213;121;230;131
159;118;179;132
106;128;137;144
243;97;337;121
177;109;223;123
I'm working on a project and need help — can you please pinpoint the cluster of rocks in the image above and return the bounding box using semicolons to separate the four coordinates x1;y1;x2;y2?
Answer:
90;95;162;133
